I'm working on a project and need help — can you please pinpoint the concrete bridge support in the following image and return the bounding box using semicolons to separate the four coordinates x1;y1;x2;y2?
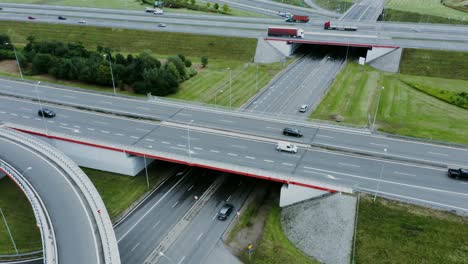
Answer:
366;47;403;73
254;38;300;63
279;183;330;207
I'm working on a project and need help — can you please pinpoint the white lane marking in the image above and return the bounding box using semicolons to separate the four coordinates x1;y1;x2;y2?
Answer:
428;151;448;157
87;128;95;131
316;134;334;139
178;113;192;117
210;150;220;153
161;141;171;145
136;106;150;111
10;113;17;116
152;220;161;229
228;153;238;156
34;118;41;121
115;133;124;136
245;156;256;160
60;123;68;126
0;111;6;114
212;213;218;220
170;146;187;151
394;171;417;177
181;136;199;141
130;136;139;139
136;128;150;132
338;162;360;168
100;101;112;104
131;242;141;252
370;142;389;147
145;139;155;142
264;159;275;163
327;175;338;180
226;194;232;201
178;256;185;264
265;126;279;130
193;147;203;150
302;166;468;196
73;125;80;128
22;115;30;119
20;107;32;111
63;95;76;99
282;163;294;166
219;119;234;123
172;201;179;208
118;176;186;242
47;121;54;123
177;144;186;147
101;131;110;134
232;145;247;149
94;121;109;125
187;185;194;192
61;115;69;118
147;145;153;148
196;233;203;241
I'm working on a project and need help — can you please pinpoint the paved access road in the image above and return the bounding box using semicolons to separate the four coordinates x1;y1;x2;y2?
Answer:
0;133;100;264
1;79;467;168
243;54;344;118
341;0;384;21
0;96;467;214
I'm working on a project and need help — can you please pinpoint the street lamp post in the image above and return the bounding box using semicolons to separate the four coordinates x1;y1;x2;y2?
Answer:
227;67;232;110
35;81;49;135
143;155;149;190
158;252;175;263
4;42;23;80
372;86;385;132
187;120;194;159
374;148;387;202
103;54;116;96
256;64;259;92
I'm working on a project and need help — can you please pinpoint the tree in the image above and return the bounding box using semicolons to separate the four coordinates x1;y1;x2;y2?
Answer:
167;56;186;80
177;54;186;62
115;53;126;65
206;2;211;8
184;59;192;68
213;2;219;10
0;34;12;50
32;53;54;74
221;3;230;13
165;62;180;82
201;56;208;68
190;0;196;5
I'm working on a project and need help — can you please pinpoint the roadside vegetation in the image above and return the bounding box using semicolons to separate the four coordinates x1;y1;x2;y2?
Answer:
0;162;176;255
0;177;41;256
312;61;468;144
355;195;468;264
271;0;310;8
313;0;354;13
442;0;468;12
384;0;468;24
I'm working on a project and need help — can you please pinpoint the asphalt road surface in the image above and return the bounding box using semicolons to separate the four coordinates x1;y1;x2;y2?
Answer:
341;0;384;21
0;96;467;214
1;80;467;168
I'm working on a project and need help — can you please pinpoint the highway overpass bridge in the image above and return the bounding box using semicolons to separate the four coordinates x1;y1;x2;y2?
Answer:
0;84;467;215
0;126;120;264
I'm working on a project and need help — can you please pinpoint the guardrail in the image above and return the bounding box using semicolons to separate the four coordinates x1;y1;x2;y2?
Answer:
0;128;120;264
0;159;57;264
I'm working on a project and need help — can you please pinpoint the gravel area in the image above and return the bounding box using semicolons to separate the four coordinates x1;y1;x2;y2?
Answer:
281;193;357;264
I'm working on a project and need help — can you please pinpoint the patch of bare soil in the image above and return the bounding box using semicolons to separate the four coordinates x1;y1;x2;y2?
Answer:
0;60;19;74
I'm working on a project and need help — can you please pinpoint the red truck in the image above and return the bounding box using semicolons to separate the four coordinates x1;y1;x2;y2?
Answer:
285;15;309;23
324;21;358;31
267;27;305;38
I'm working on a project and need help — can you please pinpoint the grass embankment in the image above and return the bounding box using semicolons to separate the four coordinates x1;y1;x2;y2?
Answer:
2;0;264;17
0;177;41;255
313;0;354;12
383;8;468;24
355;195;468;264
442;0;468;12
271;0;310;8
0;163;174;255
385;0;468;21
312;62;468;144
0;21;289;107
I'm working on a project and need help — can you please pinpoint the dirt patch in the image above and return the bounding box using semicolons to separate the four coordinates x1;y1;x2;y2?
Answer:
0;60;19;74
225;182;274;256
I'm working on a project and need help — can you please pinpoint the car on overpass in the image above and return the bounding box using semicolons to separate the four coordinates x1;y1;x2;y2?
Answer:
448;168;468;180
38;108;56;118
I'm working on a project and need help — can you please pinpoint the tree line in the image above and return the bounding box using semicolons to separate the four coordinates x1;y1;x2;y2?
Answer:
0;34;208;96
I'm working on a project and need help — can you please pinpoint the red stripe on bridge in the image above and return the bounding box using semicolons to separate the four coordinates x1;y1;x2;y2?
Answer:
264;37;400;49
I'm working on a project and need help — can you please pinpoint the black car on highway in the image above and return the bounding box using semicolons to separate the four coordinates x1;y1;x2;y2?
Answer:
217;203;234;220
448;168;468;180
58;16;67;20
38;108;56;118
283;127;303;137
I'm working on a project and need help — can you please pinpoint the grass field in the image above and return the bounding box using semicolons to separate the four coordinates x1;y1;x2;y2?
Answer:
355;195;468;264
312;62;468;144
313;0;354;12
0;21;257;61
386;0;468;21
240;197;319;264
0;0;264;17
400;49;468;81
271;0;310;8
0;177;42;255
383;8;468;24
170;60;291;108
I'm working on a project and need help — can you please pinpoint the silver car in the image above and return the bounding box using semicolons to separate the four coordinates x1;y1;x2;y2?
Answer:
299;104;308;113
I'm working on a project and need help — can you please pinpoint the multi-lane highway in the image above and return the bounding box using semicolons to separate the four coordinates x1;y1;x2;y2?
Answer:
341;0;384;21
0;95;466;215
1;4;468;51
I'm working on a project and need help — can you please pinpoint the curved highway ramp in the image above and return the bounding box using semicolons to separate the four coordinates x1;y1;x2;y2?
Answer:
0;126;120;264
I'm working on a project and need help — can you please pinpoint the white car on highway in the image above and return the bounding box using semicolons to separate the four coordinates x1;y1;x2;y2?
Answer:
277;142;297;153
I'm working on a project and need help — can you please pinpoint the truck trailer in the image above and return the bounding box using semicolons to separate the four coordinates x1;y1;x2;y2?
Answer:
267;27;304;38
285;15;309;23
324;21;357;31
